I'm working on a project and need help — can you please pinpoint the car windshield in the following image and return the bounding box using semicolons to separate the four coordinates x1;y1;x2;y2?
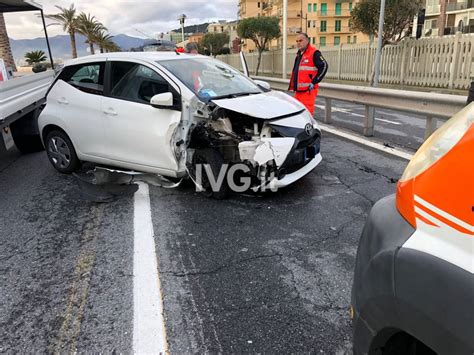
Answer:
158;57;262;101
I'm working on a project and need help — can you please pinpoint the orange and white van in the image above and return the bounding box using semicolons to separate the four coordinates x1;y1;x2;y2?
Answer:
351;103;473;354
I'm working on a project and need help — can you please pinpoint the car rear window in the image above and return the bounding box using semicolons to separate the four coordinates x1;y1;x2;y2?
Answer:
58;62;105;95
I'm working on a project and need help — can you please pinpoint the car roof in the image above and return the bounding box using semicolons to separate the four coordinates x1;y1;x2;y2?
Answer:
63;52;209;66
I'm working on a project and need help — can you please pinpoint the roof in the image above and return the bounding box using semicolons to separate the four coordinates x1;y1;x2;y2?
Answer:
63;51;208;66
0;0;42;12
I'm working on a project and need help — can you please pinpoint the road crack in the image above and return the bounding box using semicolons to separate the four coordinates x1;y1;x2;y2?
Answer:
162;253;283;277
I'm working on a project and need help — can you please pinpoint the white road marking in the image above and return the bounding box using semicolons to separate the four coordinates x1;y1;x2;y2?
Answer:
315;104;402;125
318;123;413;161
133;182;168;354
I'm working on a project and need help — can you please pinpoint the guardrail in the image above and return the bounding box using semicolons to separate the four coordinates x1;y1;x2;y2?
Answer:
252;76;467;139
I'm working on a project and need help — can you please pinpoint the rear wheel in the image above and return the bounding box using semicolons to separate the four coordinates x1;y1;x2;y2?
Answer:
45;130;80;174
12;134;44;154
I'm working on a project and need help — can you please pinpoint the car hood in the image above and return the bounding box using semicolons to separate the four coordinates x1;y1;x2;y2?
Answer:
211;90;306;120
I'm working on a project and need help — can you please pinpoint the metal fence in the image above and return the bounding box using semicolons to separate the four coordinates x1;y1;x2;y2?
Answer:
251;75;468;140
217;33;474;90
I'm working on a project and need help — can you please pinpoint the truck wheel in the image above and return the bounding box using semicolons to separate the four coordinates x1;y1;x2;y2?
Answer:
189;148;229;199
45;130;80;174
12;134;44;154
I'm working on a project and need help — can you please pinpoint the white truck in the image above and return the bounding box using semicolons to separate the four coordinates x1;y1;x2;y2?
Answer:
0;0;55;153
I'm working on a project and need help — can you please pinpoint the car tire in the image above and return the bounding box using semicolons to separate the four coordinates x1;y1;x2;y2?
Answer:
12;134;45;154
189;148;229;200
45;130;81;174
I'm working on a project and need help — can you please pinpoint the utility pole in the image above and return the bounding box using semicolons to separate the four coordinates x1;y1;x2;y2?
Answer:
178;14;187;44
373;0;386;87
282;0;288;79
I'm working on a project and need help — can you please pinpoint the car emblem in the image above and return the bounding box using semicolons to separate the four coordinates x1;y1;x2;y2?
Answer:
304;124;313;136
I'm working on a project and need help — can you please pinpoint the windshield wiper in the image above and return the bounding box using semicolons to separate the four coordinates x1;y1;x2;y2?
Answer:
211;92;260;100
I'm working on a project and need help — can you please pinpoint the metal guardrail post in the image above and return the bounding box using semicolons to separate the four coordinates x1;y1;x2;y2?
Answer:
364;106;375;137
324;98;332;123
425;116;437;139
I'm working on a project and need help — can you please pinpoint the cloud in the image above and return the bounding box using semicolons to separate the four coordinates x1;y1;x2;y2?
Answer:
5;0;238;39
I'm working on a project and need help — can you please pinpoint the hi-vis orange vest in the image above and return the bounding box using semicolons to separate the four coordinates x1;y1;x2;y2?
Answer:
289;44;319;92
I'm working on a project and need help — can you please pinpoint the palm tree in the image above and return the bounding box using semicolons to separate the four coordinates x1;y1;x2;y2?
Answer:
94;31;116;53
0;12;16;72
24;50;47;65
44;4;79;58
76;12;106;55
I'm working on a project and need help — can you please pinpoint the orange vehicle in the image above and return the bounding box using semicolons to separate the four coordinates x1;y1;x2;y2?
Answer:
351;103;473;354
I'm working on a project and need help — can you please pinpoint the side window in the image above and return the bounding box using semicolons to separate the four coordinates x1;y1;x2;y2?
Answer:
58;62;105;95
109;61;175;105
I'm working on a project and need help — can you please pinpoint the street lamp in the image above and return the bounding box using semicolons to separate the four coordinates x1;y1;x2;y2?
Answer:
178;14;187;44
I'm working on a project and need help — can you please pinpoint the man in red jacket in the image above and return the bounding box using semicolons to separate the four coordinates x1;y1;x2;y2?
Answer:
289;32;328;116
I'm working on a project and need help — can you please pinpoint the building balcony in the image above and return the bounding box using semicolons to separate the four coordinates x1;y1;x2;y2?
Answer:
287;27;303;34
446;1;473;12
312;26;352;34
444;24;474;35
315;10;352;17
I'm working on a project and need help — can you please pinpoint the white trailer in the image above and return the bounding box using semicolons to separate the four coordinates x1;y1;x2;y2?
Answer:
0;0;55;153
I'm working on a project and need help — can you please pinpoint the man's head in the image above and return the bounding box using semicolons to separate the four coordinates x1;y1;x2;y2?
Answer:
185;42;199;54
296;32;310;51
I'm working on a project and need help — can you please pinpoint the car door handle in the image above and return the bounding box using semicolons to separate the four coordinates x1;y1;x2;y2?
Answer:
57;97;69;105
103;108;117;116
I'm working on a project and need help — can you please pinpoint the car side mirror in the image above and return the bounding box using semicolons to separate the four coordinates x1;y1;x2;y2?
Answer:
254;80;271;91
150;92;173;108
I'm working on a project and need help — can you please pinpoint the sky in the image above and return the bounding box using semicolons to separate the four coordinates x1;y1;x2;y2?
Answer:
4;0;238;39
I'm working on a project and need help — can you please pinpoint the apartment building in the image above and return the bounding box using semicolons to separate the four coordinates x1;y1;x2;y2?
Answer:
238;0;370;52
423;0;474;37
207;20;240;49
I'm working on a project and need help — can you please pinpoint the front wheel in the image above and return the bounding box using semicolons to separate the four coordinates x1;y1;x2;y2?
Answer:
45;130;80;174
188;148;229;200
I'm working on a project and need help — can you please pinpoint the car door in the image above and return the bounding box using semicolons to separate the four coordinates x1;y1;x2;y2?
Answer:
101;60;182;173
51;61;106;157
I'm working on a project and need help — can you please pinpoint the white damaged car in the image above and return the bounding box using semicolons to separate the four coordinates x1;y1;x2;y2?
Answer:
38;52;322;197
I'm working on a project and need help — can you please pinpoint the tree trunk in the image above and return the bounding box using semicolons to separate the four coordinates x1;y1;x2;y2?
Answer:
256;48;263;76
0;13;16;73
69;30;78;58
100;46;104;54
439;0;447;37
89;41;95;55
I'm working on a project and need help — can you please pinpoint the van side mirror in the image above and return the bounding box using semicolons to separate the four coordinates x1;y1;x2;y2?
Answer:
150;92;173;108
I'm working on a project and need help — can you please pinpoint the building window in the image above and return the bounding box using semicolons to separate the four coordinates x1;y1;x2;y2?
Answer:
258;2;260;8
313;3;317;12
335;20;341;32
335;3;342;16
353;35;357;44
334;36;340;45
313;37;316;44
308;3;312;12
321;3;327;16
320;37;326;47
347;36;351;43
320;20;327;32
349;2;353;12
308;20;311;29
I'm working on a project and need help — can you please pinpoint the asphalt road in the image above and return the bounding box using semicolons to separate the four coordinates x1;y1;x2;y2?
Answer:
0;133;407;353
313;96;443;152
